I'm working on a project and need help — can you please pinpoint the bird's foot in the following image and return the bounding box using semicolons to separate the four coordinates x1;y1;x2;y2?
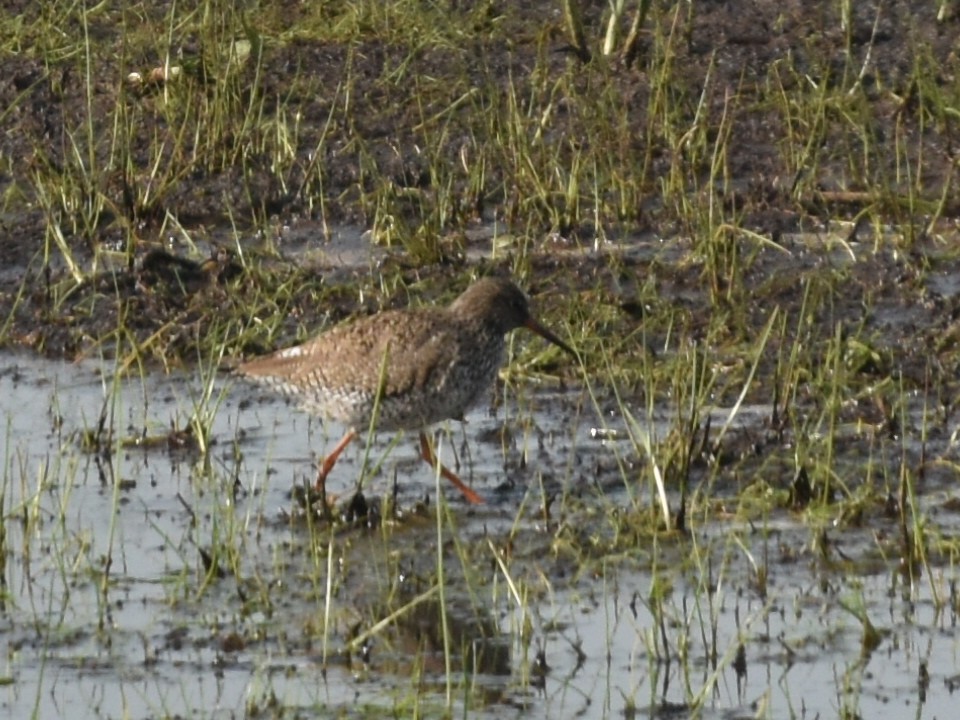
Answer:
418;432;484;505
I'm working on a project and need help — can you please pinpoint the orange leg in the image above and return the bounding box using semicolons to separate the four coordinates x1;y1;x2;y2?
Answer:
418;432;484;505
314;429;358;494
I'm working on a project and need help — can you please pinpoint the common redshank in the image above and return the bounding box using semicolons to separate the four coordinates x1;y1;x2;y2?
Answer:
236;276;576;505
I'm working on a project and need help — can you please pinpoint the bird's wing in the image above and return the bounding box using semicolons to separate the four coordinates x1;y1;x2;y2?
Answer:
264;309;457;398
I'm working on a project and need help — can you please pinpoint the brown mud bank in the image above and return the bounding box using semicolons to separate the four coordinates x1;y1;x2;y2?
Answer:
0;1;958;368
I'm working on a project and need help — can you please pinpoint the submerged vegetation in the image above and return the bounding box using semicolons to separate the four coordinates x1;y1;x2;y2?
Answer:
2;0;960;718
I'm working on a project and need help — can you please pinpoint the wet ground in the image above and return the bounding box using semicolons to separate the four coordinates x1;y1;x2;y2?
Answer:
4;1;960;718
2;1;960;356
2;348;959;719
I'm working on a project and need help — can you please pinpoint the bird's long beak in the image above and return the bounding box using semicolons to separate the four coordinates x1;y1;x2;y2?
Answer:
524;318;578;358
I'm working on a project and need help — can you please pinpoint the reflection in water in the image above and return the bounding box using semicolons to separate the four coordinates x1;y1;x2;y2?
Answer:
1;354;958;719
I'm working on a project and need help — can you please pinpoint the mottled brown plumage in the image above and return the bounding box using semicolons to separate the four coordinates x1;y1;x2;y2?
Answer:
237;277;575;504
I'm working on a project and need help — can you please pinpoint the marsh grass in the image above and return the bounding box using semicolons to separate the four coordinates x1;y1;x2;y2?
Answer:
3;0;954;260
3;331;958;718
4;0;960;717
4;0;952;369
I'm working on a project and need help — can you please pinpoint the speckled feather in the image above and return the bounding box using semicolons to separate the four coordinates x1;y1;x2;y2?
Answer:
237;277;570;432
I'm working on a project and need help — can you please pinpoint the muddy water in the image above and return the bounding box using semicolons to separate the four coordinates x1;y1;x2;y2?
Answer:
1;353;957;719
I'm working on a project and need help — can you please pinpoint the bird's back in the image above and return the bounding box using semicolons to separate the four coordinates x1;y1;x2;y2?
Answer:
238;306;505;431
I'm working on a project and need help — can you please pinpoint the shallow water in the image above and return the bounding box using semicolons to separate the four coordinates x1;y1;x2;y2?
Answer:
1;353;958;719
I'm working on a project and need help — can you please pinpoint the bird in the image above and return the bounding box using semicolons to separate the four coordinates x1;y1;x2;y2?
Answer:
236;276;576;505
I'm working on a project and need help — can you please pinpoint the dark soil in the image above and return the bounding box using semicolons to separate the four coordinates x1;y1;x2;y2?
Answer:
1;1;959;363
